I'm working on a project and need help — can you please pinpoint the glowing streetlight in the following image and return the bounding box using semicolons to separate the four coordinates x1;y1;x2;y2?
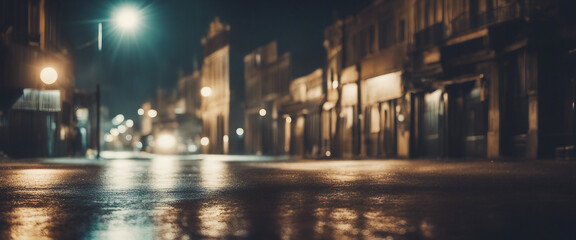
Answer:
200;137;209;146
40;67;58;85
110;128;119;136
259;108;267;117
148;109;158;118
157;134;176;150
118;125;127;134
286;116;292;123
112;114;125;125
113;5;141;32
137;108;145;116
125;119;134;128
201;87;212;97
236;128;244;136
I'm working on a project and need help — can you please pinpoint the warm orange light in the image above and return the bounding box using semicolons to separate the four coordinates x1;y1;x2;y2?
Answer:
40;67;58;85
201;137;210;146
148;109;158;118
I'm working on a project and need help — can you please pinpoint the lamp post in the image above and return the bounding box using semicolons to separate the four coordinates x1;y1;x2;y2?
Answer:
40;67;58;85
94;4;142;159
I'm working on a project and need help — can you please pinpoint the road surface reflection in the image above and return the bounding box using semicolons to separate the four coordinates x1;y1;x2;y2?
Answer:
0;157;574;239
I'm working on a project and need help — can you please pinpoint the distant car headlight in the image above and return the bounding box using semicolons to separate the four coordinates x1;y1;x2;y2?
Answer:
157;134;177;150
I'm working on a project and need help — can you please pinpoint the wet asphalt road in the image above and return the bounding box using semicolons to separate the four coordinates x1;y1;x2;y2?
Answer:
0;154;575;240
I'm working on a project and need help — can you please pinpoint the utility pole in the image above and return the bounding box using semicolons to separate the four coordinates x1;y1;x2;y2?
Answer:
96;84;101;159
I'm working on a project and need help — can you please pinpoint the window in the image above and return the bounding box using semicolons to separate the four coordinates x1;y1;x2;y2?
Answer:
369;25;376;54
398;20;405;43
28;0;40;43
379;20;395;49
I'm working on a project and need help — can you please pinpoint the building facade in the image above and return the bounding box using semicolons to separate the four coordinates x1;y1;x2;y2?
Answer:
244;41;291;155
282;69;324;157
319;0;576;160
0;0;76;158
201;17;231;154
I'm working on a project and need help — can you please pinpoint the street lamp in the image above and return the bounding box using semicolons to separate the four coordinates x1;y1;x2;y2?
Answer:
94;5;143;159
201;87;212;97
113;5;141;32
148;109;158;118
40;67;58;85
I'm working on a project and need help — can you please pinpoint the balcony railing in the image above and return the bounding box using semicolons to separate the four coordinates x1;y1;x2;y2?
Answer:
451;3;523;35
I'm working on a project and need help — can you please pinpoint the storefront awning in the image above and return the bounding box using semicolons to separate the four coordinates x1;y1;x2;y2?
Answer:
11;89;61;112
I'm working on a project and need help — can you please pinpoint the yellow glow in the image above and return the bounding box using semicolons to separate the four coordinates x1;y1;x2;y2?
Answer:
150;156;180;189
201;137;210;146
137;108;145;115
286;116;292;123
259;108;267;117
200;159;229;190
157;134;177;150
76;108;89;122
40;67;58;85
326;150;331;157
113;6;141;31
332;80;339;89
201;87;212;97
105;160;138;190
148;109;158;118
223;135;229;143
9;207;53;239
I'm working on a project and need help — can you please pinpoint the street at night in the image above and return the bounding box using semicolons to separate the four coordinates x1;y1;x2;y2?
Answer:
0;155;575;239
3;0;576;239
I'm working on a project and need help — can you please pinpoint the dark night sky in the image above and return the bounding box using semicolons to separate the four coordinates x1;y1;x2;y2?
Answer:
62;0;372;120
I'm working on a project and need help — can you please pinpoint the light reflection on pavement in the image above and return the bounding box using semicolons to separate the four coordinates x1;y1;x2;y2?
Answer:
0;155;575;239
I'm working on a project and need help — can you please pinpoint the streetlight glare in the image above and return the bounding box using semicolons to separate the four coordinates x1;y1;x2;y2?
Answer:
157;134;176;150
201;87;212;97
138;108;145;116
200;137;209;146
148;109;158;118
113;6;141;31
118;125;127;134
236;128;244;136
259;108;267;117
40;67;58;85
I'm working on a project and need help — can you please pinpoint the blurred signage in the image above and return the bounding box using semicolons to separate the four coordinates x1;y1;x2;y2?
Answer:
365;71;403;104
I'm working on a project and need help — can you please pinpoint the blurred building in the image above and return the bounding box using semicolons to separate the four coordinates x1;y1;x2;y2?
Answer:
410;0;576;159
244;41;291;155
201;17;231;154
322;0;414;159
73;89;97;156
282;69;324;157
319;0;576;159
0;0;76;158
176;70;203;154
